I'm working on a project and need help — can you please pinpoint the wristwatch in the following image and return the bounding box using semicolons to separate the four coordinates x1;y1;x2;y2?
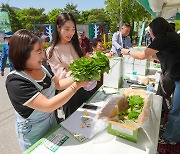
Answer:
127;50;131;55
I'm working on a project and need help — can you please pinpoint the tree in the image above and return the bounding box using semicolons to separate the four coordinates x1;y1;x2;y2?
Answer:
15;8;48;30
120;0;151;31
48;9;63;24
79;10;90;24
105;0;121;32
121;0;151;40
63;3;81;23
86;9;108;24
105;0;151;33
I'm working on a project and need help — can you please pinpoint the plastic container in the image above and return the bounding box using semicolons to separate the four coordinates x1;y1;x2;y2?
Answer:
146;83;154;92
131;71;138;81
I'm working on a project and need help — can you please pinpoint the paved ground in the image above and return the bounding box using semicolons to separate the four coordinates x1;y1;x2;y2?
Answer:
0;68;21;154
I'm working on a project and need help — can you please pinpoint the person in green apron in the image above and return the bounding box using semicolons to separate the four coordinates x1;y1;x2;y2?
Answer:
5;29;89;152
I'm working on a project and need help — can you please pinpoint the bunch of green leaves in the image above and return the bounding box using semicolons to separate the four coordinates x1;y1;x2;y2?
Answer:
91;51;110;74
69;51;110;81
118;109;129;121
127;95;144;121
118;95;144;122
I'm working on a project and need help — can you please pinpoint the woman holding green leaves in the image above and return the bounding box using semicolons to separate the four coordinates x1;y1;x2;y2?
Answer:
6;29;89;151
46;13;96;118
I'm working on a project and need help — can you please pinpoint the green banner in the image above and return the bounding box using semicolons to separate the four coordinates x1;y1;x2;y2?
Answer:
138;21;145;51
0;8;12;50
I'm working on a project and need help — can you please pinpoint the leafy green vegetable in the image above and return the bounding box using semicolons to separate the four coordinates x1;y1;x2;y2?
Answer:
127;95;144;107
127;95;144;121
69;51;110;81
127;111;140;122
118;109;129;120
118;95;144;122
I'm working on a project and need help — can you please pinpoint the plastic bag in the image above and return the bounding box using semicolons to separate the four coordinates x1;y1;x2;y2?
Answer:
83;80;97;91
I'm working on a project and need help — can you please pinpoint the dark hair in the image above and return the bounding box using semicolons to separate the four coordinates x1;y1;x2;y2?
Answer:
48;12;83;59
9;29;41;71
149;17;175;37
91;38;102;47
122;23;131;28
91;38;102;48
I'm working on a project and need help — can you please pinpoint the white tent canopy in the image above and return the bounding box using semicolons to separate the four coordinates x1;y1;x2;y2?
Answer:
137;0;180;20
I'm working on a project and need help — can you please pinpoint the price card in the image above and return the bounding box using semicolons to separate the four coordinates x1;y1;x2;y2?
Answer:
40;130;69;152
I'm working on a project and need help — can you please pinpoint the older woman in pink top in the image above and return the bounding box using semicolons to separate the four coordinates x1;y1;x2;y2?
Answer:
46;13;93;119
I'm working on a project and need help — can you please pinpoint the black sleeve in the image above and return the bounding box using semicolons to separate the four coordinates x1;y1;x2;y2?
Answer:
6;74;39;106
148;35;166;51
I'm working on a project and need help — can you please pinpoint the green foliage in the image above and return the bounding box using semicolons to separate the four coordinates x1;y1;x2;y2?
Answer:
64;3;81;23
175;20;180;31
16;8;48;30
48;9;63;24
105;0;120;32
127;95;144;121
43;42;50;49
1;4;48;31
105;0;151;32
86;9;108;24
118;109;129;120
118;95;144;122
1;3;21;32
69;51;110;81
103;41;112;50
79;10;90;23
127;111;140;121
48;3;81;24
121;0;151;22
127;95;144;107
1;1;154;40
79;9;108;24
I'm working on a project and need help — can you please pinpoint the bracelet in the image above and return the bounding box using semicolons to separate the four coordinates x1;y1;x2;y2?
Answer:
70;85;77;93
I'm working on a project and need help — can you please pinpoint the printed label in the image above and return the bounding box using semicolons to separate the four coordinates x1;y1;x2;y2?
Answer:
40;131;69;152
112;124;133;135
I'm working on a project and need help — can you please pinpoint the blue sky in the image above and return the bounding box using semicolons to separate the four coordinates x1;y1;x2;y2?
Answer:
1;0;106;13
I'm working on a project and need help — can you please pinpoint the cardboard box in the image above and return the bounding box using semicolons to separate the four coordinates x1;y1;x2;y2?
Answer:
107;120;138;143
98;89;151;143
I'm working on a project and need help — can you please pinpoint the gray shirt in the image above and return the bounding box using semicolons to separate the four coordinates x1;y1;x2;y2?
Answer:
111;31;133;57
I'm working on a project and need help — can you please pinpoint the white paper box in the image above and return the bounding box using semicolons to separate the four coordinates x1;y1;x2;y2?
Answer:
134;64;148;76
123;56;150;76
103;58;123;88
123;55;134;63
123;63;134;74
134;59;149;65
